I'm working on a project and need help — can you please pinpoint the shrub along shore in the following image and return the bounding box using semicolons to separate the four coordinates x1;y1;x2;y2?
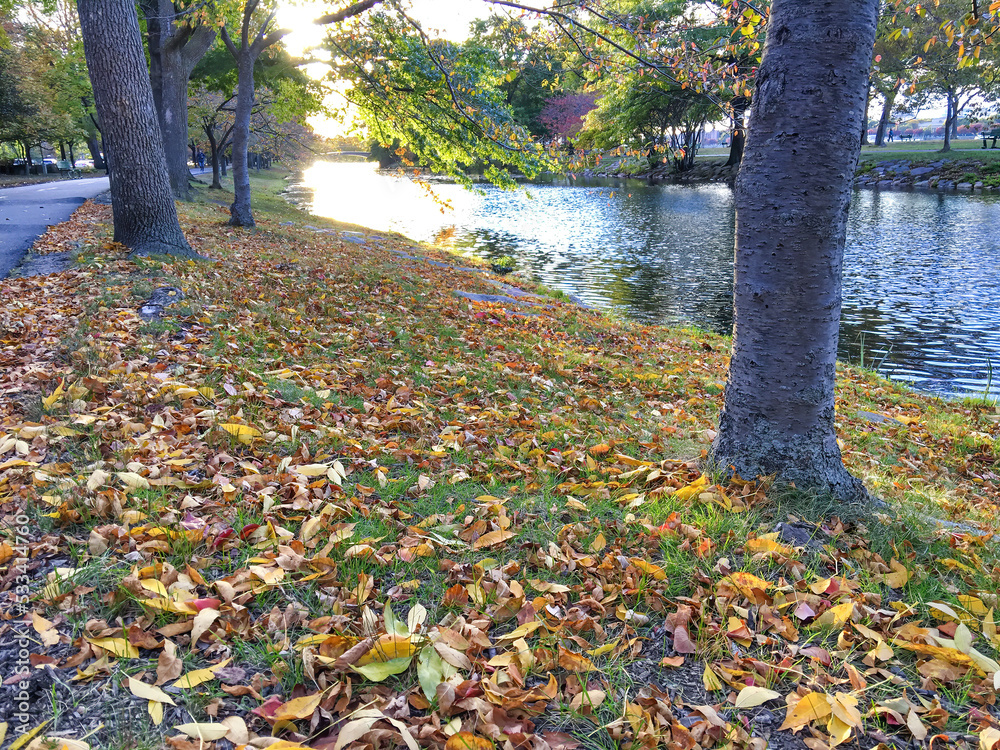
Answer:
0;170;998;750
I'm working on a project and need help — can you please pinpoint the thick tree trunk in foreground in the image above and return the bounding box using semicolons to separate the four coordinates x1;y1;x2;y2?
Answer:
711;0;878;503
77;0;196;257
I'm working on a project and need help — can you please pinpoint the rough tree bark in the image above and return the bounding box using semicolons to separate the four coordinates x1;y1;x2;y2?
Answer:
710;0;878;504
142;0;216;201
77;0;197;257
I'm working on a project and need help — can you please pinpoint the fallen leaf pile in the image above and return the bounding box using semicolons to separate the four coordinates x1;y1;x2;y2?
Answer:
1;178;999;750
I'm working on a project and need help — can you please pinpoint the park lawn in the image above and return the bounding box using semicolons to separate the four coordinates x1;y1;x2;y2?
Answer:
1;169;999;750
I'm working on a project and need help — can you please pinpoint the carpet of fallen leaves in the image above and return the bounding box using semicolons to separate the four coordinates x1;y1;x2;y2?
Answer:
2;182;1000;750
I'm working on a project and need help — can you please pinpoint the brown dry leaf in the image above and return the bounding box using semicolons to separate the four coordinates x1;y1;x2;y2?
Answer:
473;528;516;549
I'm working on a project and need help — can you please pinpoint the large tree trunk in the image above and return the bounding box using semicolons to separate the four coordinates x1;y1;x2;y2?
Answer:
874;82;899;146
726;96;748;167
77;0;197;257
142;0;215;201
710;0;878;504
228;51;256;227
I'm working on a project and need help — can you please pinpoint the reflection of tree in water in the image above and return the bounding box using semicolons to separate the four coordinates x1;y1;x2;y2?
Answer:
601;262;734;332
447;228;521;260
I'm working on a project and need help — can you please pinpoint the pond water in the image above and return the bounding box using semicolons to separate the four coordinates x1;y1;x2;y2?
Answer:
290;161;1000;400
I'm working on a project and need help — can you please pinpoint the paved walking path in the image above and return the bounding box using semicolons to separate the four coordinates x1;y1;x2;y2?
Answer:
0;176;109;278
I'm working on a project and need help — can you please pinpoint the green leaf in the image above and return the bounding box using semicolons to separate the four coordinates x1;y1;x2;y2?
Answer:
384;601;409;638
351;657;413;682
418;645;457;700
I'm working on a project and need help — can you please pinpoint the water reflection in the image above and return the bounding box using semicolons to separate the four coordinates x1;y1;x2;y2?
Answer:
296;161;1000;399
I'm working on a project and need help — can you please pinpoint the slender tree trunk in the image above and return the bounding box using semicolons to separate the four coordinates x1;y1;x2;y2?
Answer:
85;134;104;169
141;0;215;201
77;0;197;257
874;83;899;146
861;75;872;145
942;89;954;152
726;96;748;167
228;52;256;226
205;124;223;189
710;0;878;504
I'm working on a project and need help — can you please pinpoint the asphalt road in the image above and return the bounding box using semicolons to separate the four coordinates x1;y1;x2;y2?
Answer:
0;175;110;278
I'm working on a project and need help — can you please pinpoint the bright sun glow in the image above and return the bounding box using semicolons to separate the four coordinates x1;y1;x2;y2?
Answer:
278;1;492;137
278;0;487;57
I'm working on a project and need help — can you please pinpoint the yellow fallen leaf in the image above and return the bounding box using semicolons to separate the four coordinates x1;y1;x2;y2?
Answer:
747;534;795;555
445;732;494;750
827;715;854;746
149;699;163;725
830;692;863;728
42;380;64;411
86;637;138;658
880;558;909;589
495;620;543;643
274;692;324;721
779;691;832;731
173;723;229;741
959;595;989;616
702;664;724;692
173;657;231;689
10;720;49;750
673;474;709;502
734;686;780;708
985;608;999;647
587;639;619;657
218;423;261;444
631;558;667;580
128;677;176;705
816;602;854;629
117;471;150;490
293;463;331;476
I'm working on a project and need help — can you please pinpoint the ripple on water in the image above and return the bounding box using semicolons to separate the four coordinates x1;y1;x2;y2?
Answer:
295;162;1000;399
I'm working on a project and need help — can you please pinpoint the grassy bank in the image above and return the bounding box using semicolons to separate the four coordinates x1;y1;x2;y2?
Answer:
1;169;999;750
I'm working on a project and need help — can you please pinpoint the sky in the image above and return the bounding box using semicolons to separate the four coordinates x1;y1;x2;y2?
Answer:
277;1;493;137
278;0;489;56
